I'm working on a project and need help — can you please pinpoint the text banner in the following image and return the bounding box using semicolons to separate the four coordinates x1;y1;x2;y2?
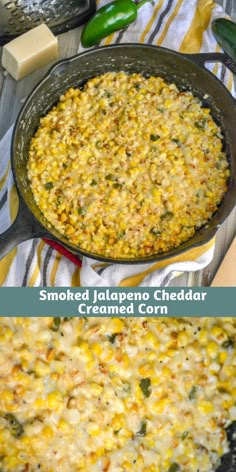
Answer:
0;287;235;317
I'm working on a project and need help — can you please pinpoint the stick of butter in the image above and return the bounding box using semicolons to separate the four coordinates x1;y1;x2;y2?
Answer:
2;24;59;80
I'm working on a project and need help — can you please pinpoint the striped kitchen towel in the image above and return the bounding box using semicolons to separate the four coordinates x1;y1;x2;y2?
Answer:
0;0;234;287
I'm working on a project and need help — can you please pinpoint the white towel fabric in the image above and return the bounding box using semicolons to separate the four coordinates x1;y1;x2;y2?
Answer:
0;0;235;287
80;246;215;287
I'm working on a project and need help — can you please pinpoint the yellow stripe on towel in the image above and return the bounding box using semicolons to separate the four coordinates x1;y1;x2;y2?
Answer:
226;72;233;92
71;266;81;287
212;44;222;77
0;250;17;286
103;31;116;46
50;252;62;286
28;240;45;286
0;161;10;191
119;238;215;287
179;0;215;53
0;185;19;285
9;184;19;221
139;0;165;43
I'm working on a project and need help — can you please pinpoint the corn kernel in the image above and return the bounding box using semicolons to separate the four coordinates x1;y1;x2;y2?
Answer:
100;346;114;362
121;461;133;470
206;341;219;358
112;414;125;431
91;342;103;356
199;328;208;345
177;331;189;347
211;325;223;338
218;351;228;364
96;447;105;457
87;422;100;436
197;400;214;414
144;331;160;348
47;390;63;409
89;383;103;396
224;365;235;377
222;398;234;408
34;359;51;376
33;397;45;409
152;397;171;414
1;389;14;404
58;419;70;432
42;425;53;439
107;318;124;334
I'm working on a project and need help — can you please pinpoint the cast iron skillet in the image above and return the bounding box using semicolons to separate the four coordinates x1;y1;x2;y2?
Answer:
217;421;236;472
0;44;236;263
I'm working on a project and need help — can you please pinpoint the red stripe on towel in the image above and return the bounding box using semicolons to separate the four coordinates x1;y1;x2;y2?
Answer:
43;239;82;267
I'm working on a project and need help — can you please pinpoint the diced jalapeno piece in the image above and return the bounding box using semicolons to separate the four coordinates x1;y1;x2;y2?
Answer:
181;431;189;440
105;174;116;181
140;378;152;398
168;463;180;472
150;134;160;141
189;385;197;400
107;333;118;344
160;211;174;221
50;317;61;331
222;338;234;348
5;413;24;438
135;421;147;437
44;182;53;190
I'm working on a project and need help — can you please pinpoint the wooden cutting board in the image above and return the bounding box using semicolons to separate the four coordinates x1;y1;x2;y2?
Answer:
211;236;236;286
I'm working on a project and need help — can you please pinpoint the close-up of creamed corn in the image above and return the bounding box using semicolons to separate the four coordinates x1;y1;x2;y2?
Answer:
27;72;229;259
0;317;236;472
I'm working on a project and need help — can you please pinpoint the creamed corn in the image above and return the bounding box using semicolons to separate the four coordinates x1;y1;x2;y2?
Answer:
0;317;236;471
27;72;229;258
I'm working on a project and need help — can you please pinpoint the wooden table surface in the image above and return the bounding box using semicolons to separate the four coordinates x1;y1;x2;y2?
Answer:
0;0;235;287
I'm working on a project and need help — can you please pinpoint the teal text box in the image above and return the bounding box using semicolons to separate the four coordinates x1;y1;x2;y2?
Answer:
0;287;235;317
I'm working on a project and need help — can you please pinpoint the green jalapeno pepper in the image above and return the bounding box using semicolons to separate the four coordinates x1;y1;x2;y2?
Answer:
81;0;153;48
212;18;236;62
5;413;24;438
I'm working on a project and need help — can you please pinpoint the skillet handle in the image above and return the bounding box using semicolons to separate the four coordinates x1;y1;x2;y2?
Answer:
185;51;236;77
0;194;50;261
